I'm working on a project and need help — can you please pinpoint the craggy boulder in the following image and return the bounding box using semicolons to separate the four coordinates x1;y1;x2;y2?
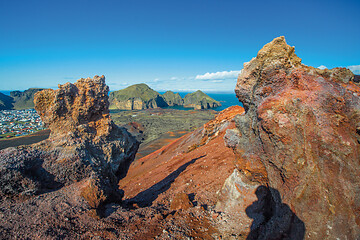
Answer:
219;36;360;239
0;76;139;210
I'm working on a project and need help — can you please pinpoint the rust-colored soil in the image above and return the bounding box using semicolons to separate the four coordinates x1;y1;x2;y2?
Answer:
135;130;189;160
119;106;244;208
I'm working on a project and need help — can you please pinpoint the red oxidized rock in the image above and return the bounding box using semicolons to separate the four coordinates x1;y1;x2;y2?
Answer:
220;36;360;239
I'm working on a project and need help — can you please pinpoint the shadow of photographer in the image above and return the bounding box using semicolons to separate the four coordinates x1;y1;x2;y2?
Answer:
246;186;305;240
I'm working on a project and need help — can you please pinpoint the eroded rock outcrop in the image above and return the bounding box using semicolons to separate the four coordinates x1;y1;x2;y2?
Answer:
220;36;360;239
0;76;139;210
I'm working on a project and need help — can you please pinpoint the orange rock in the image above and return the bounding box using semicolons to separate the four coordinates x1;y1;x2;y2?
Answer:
80;178;107;209
170;192;193;211
224;36;360;239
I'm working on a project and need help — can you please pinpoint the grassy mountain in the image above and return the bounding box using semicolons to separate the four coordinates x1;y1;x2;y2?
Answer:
0;92;14;110
183;90;221;109
110;84;160;102
10;88;46;110
109;84;221;110
109;84;167;110
161;91;183;106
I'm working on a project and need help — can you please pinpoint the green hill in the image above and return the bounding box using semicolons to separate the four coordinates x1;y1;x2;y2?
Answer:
162;91;183;106
109;83;221;110
110;84;160;102
109;84;167;110
183;90;221;109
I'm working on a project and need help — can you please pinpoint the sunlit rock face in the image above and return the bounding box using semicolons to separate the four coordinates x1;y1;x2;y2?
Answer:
0;76;139;210
219;36;360;239
34;75;113;140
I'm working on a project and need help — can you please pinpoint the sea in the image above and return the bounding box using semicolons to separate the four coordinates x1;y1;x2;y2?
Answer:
159;92;243;111
1;90;243;112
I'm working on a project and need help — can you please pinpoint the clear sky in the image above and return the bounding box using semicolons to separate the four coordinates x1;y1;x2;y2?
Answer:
1;0;359;92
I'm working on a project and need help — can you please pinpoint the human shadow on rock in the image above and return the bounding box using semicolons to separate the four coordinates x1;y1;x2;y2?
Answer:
246;186;305;240
126;155;206;208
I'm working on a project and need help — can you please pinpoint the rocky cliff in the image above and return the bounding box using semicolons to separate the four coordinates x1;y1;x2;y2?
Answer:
219;36;360;239
183;90;221;109
0;76;139;212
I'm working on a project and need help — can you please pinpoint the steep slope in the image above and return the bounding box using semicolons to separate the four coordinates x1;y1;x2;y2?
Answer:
10;88;46;110
183;90;221;109
119;106;244;207
219;36;360;239
0;92;13;110
109;83;167;110
161;90;183;106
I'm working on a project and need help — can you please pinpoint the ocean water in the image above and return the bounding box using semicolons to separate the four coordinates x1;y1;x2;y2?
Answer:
206;92;243;111
160;92;243;111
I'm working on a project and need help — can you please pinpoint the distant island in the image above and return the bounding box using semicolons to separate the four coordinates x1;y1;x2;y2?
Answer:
109;83;221;110
0;88;46;110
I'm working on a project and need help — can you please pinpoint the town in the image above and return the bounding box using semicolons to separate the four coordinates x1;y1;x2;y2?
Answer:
0;109;44;139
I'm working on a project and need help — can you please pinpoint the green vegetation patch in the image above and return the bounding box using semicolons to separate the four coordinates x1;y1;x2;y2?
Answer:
183;90;220;105
110;84;160;102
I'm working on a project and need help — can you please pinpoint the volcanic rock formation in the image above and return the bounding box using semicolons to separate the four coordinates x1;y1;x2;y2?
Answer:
0;76;139;210
220;36;360;239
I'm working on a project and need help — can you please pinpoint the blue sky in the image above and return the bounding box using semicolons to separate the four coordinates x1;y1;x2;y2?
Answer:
0;0;359;92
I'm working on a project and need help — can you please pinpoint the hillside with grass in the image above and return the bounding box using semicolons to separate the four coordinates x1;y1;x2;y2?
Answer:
109;84;221;110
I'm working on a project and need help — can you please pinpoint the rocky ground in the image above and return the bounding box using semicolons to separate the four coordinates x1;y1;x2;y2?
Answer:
0;104;244;240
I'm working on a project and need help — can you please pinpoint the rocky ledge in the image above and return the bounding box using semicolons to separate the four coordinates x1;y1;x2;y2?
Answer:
220;36;360;239
0;76;139;212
